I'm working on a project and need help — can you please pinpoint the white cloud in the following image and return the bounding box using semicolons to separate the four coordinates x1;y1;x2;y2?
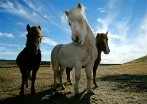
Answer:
41;48;51;61
23;0;42;12
0;0;44;23
42;37;58;46
140;14;147;34
108;0;119;9
43;14;51;20
101;43;145;64
99;14;147;64
94;0;147;64
0;32;14;38
0;46;18;60
97;8;106;13
16;22;25;27
0;0;14;9
0;43;21;47
60;13;67;24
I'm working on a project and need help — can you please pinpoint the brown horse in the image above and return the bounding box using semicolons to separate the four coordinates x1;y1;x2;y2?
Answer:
66;31;110;87
16;24;43;95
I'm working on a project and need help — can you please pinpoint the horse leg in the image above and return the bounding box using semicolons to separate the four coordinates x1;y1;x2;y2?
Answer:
31;70;37;95
66;67;73;85
20;69;27;96
93;58;99;87
26;70;31;88
85;63;94;94
59;66;65;90
52;65;58;88
74;65;82;95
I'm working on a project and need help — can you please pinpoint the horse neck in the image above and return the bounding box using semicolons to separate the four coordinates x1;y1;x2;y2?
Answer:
83;19;97;60
83;19;95;46
98;49;102;61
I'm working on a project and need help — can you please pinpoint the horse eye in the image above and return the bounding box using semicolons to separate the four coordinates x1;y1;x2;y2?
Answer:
69;23;71;26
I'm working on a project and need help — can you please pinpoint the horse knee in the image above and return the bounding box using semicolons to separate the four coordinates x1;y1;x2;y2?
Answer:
75;75;80;81
86;74;92;80
85;68;92;79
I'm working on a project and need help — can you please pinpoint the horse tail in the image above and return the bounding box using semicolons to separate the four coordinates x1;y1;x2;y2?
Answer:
51;44;63;63
51;44;63;71
56;68;60;80
51;44;63;82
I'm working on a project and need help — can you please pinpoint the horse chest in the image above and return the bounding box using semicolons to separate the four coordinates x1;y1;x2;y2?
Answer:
16;49;41;69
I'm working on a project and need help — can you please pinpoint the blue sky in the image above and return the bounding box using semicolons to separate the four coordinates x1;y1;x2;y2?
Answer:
0;0;147;64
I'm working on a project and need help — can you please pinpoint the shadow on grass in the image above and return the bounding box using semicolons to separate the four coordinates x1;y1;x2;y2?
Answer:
0;85;93;104
100;74;147;92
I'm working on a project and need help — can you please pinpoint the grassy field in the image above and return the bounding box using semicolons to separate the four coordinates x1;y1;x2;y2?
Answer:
0;57;147;104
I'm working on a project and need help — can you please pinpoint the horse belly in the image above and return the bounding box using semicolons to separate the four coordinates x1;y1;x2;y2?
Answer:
58;53;74;67
81;55;91;66
58;46;75;67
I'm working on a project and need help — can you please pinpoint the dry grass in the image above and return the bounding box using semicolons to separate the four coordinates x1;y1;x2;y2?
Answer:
0;62;147;104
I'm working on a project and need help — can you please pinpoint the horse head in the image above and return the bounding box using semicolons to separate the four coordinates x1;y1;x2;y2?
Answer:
65;3;87;45
26;24;43;55
96;31;110;54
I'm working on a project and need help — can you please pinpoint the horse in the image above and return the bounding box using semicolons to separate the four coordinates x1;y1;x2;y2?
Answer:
66;32;110;87
16;24;43;95
51;3;97;95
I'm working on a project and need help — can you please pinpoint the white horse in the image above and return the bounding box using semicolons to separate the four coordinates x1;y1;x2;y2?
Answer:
51;3;97;94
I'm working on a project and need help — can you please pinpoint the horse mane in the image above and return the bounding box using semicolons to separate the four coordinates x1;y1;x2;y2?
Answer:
82;16;97;61
27;26;43;37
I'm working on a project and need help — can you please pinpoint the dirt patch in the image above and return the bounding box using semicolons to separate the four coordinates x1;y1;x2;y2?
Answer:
0;63;147;104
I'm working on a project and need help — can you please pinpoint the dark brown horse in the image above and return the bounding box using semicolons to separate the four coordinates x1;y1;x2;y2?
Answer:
16;24;43;95
66;32;110;87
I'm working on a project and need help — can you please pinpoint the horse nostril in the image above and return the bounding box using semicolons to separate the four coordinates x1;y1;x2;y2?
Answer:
75;35;79;43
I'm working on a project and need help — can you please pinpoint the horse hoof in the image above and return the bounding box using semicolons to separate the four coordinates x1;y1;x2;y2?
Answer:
19;91;24;96
87;89;94;95
87;91;95;95
31;90;35;95
75;93;80;96
56;83;60;88
69;82;72;85
93;82;98;88
31;88;35;95
94;84;98;88
61;85;66;90
74;90;80;96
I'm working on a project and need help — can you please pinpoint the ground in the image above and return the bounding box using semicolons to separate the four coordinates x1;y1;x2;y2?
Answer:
0;61;147;104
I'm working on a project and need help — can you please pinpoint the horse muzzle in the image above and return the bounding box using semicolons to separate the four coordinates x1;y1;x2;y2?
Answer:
104;49;110;54
72;35;82;45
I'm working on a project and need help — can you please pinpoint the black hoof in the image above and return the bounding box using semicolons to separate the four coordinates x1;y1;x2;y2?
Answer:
69;82;72;85
61;85;66;90
31;88;35;95
19;91;24;96
87;91;95;95
94;82;98;88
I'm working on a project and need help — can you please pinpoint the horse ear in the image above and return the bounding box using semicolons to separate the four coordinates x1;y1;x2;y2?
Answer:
65;10;69;16
77;3;82;10
38;25;41;30
106;31;108;35
27;24;30;31
96;33;99;38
